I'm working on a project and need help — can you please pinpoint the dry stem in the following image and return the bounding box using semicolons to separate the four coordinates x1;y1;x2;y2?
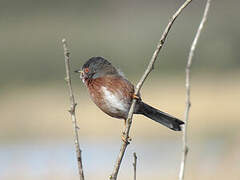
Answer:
133;152;137;180
62;38;85;180
179;1;211;180
109;0;193;179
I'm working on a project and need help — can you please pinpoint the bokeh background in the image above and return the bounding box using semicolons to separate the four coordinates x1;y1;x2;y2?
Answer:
1;0;240;179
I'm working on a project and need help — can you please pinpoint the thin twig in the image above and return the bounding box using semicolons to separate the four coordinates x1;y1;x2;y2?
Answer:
133;152;137;180
109;1;192;179
62;38;85;180
179;1;211;180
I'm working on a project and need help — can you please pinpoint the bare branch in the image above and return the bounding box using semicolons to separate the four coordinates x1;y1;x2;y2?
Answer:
133;152;137;180
110;1;193;179
179;1;211;180
62;38;85;180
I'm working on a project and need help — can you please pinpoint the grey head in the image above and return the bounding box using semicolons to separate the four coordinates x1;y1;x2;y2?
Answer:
75;56;118;81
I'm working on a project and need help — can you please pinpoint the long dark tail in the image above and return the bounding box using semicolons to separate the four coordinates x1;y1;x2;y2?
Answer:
136;102;184;131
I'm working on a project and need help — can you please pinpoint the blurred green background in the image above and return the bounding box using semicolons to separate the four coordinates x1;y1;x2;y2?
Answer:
1;0;240;179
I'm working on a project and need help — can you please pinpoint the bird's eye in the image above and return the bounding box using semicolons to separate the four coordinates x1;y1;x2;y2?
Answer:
84;68;89;73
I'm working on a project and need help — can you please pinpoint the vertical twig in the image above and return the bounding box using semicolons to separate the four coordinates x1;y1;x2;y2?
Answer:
110;1;193;180
62;38;85;180
179;1;211;180
133;152;137;180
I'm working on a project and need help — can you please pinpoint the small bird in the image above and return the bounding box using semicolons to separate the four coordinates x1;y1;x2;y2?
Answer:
75;56;184;131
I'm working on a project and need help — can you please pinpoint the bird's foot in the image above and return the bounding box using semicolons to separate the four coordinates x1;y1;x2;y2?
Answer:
132;94;140;100
121;133;131;144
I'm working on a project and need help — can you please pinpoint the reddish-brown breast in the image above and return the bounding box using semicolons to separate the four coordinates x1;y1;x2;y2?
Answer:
85;75;135;119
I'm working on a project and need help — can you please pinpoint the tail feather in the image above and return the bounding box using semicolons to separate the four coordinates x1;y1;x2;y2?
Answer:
136;102;184;131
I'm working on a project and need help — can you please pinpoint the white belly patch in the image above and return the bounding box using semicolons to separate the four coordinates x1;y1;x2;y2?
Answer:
101;87;127;113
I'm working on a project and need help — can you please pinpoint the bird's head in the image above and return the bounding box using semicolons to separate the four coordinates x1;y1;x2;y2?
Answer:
75;56;117;83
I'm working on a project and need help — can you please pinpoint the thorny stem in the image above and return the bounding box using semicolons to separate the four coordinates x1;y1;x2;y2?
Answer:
62;38;85;180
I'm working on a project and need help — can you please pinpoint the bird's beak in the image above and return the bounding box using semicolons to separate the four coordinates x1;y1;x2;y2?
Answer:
75;69;85;80
74;69;83;73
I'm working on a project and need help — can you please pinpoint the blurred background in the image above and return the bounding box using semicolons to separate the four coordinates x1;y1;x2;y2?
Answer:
1;0;240;179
